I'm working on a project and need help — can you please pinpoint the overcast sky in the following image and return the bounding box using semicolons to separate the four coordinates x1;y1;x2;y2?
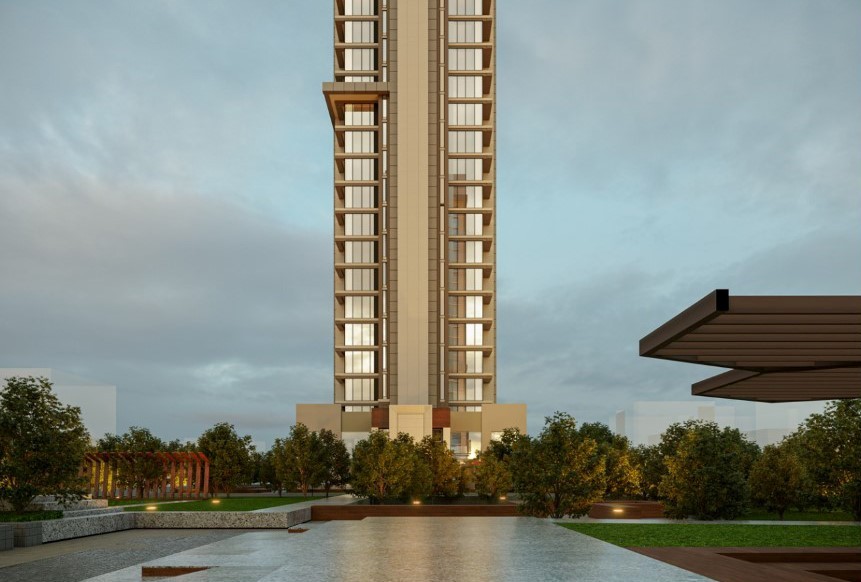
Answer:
1;0;859;447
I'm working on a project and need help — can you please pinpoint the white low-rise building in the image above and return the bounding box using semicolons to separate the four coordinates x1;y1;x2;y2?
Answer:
613;399;827;448
0;368;117;442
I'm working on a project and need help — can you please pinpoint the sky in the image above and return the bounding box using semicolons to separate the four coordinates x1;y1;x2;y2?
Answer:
1;0;859;448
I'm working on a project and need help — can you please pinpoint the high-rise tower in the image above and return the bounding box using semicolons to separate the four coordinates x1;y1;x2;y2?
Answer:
298;0;525;457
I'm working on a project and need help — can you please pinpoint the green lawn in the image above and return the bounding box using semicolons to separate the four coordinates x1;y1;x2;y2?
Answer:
738;510;854;522
0;510;63;522
123;497;311;512
559;523;861;547
108;498;172;507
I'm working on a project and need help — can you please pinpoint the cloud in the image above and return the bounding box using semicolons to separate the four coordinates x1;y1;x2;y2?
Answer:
0;0;858;444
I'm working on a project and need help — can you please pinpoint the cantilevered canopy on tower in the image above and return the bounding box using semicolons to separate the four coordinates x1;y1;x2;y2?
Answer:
639;290;861;403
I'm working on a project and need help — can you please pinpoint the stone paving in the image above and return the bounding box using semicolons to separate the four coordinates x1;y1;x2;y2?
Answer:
76;517;710;582
0;529;246;582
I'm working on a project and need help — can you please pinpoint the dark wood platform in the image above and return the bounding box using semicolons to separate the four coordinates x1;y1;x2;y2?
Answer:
311;503;519;521
631;547;861;582
588;501;665;519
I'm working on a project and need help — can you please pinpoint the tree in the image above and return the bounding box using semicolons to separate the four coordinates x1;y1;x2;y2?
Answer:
485;427;526;462
749;443;805;520
273;424;326;496
658;421;758;520
578;422;641;500
631;444;663;500
510;412;606;518
417;435;461;499
318;429;351;498
474;451;512;500
197;422;254;497
394;433;432;500
0;376;90;512
788;400;861;520
350;431;420;503
258;449;283;495
97;426;168;499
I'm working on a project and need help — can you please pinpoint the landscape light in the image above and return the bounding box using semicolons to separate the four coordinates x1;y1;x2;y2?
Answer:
612;508;624;514
212;499;221;504
412;500;421;505
499;496;507;501
146;506;157;511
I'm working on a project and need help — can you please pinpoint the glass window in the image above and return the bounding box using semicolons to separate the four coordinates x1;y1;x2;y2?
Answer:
345;187;375;208
344;213;375;235
448;48;483;71
466;323;483;345
345;159;376;181
448;76;483;98
345;296;375;318
448;241;483;263
449;0;482;16
344;21;376;43
345;48;376;72
449;186;483;208
344;268;376;291
448;159;483;180
344;0;376;16
344;131;375;153
345;241;375;263
448;21;482;43
466;296;483;317
345;104;376;126
448;131;483;153
345;351;376;373
448;103;482;126
345;323;375;346
344;379;374;401
466;268;483;290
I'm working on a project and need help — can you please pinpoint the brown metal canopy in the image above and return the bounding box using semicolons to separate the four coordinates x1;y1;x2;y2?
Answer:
640;290;861;403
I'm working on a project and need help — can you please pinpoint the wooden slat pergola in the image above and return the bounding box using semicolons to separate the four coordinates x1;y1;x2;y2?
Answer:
639;290;861;402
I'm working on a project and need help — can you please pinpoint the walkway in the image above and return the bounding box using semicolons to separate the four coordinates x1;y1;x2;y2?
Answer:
251;493;355;513
76;517;709;582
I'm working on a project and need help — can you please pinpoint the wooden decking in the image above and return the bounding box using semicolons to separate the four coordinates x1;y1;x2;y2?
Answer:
311;503;519;521
631;547;861;582
587;501;665;519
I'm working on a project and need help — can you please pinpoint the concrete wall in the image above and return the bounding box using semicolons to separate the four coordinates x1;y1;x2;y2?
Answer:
295;404;341;435
393;0;430;405
481;404;527;451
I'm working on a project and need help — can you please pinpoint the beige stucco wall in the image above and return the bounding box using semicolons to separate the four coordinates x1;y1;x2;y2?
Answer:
481;403;528;451
394;0;430;405
295;404;341;435
388;404;433;442
450;411;482;433
341;411;372;432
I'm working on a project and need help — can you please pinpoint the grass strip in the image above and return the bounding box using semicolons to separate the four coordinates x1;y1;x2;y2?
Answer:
124;497;311;512
0;510;63;522
558;523;861;547
738;510;854;522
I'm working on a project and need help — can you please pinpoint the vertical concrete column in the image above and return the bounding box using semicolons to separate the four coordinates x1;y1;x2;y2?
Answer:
395;0;430;405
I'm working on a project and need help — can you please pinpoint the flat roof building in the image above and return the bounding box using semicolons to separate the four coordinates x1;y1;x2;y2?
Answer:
0;368;117;443
298;0;525;456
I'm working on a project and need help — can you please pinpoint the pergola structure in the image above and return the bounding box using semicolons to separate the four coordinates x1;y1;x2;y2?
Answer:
83;452;210;500
640;290;861;402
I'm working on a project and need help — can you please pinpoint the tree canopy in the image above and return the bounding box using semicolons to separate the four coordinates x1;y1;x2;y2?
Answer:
0;376;90;512
511;412;605;518
350;431;428;502
749;443;805;520
658;420;759;520
196;422;255;497
787;400;861;520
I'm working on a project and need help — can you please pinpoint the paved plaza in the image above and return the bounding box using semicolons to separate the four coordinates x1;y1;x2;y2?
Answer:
1;517;712;582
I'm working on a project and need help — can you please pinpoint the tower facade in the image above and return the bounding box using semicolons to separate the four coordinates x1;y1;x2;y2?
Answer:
298;0;525;457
